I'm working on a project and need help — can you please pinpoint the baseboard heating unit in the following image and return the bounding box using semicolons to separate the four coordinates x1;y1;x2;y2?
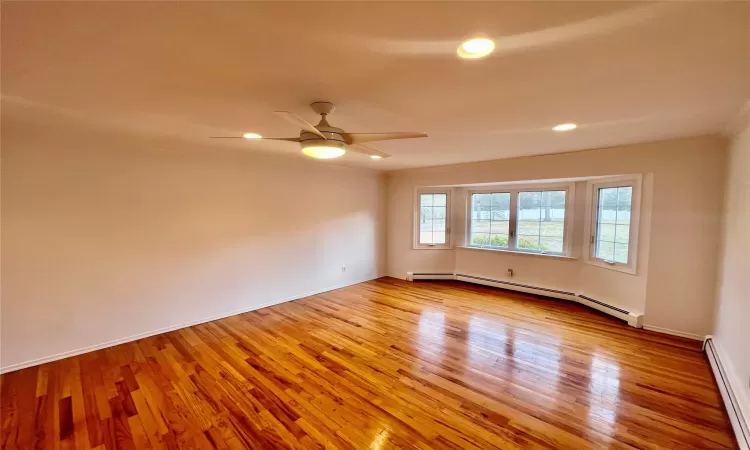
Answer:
406;272;643;328
704;337;750;450
407;273;457;281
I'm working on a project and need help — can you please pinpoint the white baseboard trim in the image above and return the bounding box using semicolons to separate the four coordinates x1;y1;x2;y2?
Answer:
704;337;750;450
0;275;383;374
408;271;644;328
642;325;704;341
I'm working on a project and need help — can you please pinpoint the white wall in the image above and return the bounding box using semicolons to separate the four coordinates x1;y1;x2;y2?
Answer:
0;117;387;371
714;121;750;420
387;136;726;337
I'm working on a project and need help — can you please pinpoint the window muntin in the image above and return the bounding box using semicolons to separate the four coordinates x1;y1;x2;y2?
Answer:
594;186;632;264
419;193;448;245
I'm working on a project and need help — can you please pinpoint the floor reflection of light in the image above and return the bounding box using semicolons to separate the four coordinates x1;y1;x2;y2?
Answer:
370;429;389;450
468;316;506;369
513;331;561;405
588;354;621;436
417;311;445;361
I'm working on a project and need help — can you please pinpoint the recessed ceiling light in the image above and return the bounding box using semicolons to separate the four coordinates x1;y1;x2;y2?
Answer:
457;38;495;59
242;132;262;139
553;123;577;132
370;155;382;160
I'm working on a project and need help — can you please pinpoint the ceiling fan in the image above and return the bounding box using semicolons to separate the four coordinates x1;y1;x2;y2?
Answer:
211;102;427;159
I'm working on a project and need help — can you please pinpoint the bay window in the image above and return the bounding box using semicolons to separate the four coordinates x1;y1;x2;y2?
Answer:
468;184;572;256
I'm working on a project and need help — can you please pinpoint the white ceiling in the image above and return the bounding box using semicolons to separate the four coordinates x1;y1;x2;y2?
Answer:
2;2;748;171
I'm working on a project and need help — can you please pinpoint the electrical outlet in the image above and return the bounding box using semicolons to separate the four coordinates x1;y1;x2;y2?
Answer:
341;266;346;273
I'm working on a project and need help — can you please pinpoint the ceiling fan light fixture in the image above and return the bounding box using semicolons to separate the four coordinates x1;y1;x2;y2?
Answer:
457;38;495;59
242;132;262;139
301;140;347;159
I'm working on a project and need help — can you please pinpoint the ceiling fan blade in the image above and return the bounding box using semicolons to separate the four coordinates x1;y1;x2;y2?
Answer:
343;131;427;145
273;111;327;140
210;136;301;141
349;144;391;159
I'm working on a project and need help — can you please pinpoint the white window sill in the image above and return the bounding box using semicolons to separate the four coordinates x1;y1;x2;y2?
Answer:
413;245;454;250
456;246;578;260
583;258;637;275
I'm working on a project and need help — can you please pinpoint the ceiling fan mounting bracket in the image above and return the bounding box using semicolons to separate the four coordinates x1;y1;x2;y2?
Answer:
310;101;335;116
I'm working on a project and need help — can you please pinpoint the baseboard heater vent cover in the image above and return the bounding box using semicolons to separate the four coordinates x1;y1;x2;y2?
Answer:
705;338;750;450
456;273;576;297
577;294;629;315
408;271;642;328
406;272;456;281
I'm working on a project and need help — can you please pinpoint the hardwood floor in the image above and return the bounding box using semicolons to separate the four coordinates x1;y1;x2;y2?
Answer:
1;277;737;449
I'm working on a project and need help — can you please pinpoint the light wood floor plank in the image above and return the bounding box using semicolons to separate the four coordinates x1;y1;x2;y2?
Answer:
0;278;738;449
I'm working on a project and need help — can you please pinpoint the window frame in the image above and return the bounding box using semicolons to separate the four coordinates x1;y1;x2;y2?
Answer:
465;182;575;256
583;175;642;274
413;188;452;249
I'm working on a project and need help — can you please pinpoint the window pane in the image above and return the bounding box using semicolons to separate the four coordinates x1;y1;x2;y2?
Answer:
594;185;633;263
598;208;616;224
615;224;630;243
472;220;490;234
433;220;446;244
419;193;448;245
491;193;510;209
616;204;631;225
470;192;510;248
490;234;509;248
598;223;616;242
599;188;618;208
518;221;540;235
518;192;541;220
614;243;629;264
491;209;508;221
518;235;540;250
617;186;632;205
596;241;615;261
491;220;509;235
473;193;490;208
471;233;491;246
540;236;563;253
517;190;566;253
540;221;564;238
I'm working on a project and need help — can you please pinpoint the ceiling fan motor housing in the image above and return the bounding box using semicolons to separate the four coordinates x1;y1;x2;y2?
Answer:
300;123;347;153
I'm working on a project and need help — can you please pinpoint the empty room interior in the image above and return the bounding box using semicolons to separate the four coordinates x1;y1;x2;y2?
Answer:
1;2;749;449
